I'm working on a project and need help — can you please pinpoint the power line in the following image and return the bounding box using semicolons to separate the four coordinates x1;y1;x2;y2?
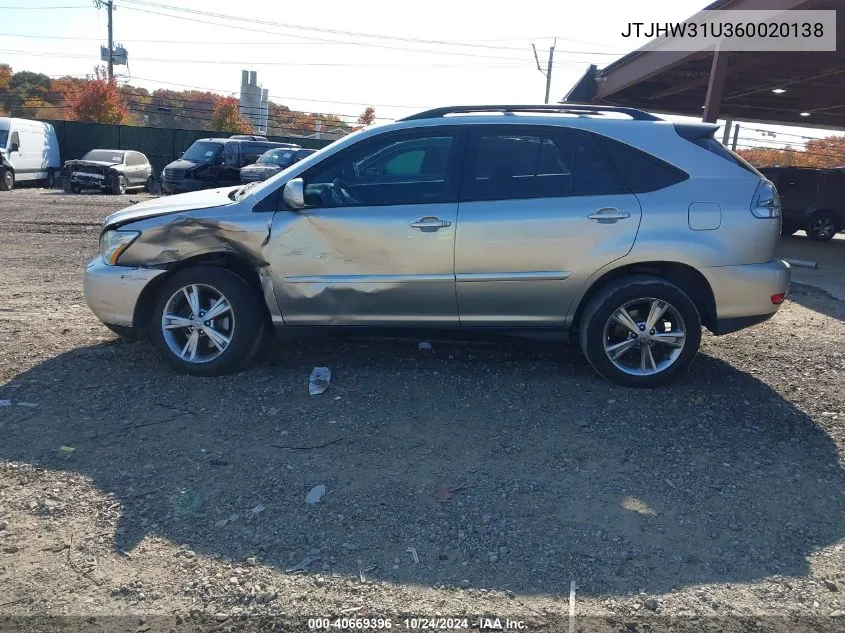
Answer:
0;4;88;8
119;0;619;54
117;3;622;62
0;48;539;68
129;75;429;110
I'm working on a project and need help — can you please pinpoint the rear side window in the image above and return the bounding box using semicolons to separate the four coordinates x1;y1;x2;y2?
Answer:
693;137;758;174
463;127;628;201
593;135;689;193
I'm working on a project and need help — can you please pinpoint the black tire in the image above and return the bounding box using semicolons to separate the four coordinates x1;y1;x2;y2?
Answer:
805;211;838;241
112;174;127;195
144;176;154;193
780;224;798;236
71;184;81;193
578;275;702;388
0;169;14;191
43;169;56;189
149;266;265;376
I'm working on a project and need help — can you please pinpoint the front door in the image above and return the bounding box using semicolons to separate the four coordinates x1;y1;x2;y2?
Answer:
455;125;642;326
269;127;466;325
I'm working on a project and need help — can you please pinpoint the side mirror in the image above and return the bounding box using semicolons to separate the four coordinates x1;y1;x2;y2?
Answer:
283;178;305;210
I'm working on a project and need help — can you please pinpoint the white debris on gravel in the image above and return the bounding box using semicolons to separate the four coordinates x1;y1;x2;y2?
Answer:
306;484;326;505
308;367;331;395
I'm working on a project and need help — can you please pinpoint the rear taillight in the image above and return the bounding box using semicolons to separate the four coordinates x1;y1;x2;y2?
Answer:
751;180;781;219
771;293;786;305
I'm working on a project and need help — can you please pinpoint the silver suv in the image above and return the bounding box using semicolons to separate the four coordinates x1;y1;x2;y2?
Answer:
84;104;790;387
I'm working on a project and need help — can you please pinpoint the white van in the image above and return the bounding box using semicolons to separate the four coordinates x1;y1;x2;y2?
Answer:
0;117;61;191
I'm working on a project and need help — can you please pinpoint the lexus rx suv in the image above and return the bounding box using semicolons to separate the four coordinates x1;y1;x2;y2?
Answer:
84;104;790;387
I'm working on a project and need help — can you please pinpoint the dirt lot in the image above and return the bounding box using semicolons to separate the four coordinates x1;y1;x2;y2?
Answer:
1;187;844;632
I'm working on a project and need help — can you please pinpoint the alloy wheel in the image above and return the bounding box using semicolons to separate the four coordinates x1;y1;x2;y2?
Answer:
161;284;235;363
602;297;687;376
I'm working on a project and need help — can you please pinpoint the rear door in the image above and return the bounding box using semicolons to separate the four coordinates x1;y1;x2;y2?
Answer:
455;125;642;326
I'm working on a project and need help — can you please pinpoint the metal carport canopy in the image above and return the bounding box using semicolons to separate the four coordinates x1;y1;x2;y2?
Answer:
563;0;845;130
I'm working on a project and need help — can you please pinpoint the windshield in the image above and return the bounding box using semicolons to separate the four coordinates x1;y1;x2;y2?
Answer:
182;141;223;162
83;149;125;163
0;130;7;149
256;149;295;166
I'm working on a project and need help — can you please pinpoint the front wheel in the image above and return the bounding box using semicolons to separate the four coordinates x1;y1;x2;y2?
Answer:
579;276;702;388
149;266;265;376
806;212;837;241
112;174;127;195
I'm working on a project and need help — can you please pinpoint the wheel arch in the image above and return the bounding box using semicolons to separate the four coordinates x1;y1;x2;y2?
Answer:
132;252;272;336
569;261;717;334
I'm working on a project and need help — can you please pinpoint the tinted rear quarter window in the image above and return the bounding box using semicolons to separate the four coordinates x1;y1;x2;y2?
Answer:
593;135;689;193
464;127;628;201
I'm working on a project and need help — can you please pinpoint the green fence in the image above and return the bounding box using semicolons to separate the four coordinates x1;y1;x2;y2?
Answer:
46;120;335;177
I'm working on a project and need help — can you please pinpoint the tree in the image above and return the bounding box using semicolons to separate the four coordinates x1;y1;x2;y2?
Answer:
65;67;127;123
3;70;53;117
737;135;845;169
209;96;253;134
357;106;376;126
0;64;11;91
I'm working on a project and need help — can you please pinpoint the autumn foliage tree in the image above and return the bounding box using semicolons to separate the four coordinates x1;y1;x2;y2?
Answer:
357;106;376;126
209;96;253;134
737;135;845;169
65;67;127;124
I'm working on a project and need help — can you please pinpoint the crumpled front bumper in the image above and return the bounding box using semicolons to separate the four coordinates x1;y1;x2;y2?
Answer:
84;256;166;328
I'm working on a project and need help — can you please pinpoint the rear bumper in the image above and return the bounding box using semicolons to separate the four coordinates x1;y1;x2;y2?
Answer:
84;256;166;328
701;259;791;335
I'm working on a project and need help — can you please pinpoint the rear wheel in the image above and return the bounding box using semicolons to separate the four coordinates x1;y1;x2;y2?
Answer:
149;266;265;376
0;169;14;191
806;211;837;241
579;276;701;388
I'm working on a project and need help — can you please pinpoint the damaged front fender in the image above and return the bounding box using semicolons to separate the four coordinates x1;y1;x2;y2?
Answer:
117;208;273;270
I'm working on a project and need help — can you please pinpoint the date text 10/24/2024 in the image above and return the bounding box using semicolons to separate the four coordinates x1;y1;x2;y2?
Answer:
308;617;528;630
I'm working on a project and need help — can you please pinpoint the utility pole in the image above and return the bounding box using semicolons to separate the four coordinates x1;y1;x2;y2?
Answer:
532;39;556;104
107;0;114;80
731;123;740;151
94;0;114;80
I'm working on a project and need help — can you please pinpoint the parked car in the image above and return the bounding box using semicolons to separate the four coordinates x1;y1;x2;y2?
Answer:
240;147;317;183
63;149;153;195
0;117;61;191
84;104;790;387
759;166;845;241
161;137;297;194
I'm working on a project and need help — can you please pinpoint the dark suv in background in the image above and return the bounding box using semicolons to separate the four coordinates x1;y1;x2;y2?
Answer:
760;166;845;241
161;137;297;194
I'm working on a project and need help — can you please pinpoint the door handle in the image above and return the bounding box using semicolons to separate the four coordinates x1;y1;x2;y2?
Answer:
588;207;630;222
410;216;452;230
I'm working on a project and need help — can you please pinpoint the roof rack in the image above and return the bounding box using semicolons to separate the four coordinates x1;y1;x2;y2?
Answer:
399;104;661;122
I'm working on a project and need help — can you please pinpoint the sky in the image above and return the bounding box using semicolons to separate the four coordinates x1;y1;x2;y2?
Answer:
0;0;837;149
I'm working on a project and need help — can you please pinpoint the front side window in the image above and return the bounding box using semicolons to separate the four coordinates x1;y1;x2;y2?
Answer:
302;132;457;208
463;127;628;201
222;142;239;166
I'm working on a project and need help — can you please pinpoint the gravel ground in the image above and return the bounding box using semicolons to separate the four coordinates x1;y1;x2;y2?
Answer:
1;188;844;633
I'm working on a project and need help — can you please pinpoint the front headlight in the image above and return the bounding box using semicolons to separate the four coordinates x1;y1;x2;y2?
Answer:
99;230;140;265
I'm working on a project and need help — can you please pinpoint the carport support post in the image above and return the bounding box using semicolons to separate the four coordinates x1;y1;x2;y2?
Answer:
721;118;733;145
702;49;729;124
